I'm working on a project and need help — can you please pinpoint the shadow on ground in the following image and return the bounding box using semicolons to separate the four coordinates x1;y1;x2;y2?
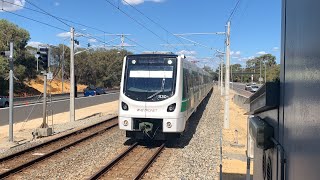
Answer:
221;173;253;180
166;89;213;148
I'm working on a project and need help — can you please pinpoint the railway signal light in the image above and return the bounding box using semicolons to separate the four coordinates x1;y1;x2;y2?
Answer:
37;47;49;70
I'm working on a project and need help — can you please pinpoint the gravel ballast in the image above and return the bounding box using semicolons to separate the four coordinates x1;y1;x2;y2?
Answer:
10;127;127;180
145;89;222;179
0;113;117;158
1;88;223;179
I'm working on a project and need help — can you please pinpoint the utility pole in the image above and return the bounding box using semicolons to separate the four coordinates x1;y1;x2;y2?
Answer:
241;68;243;83
9;42;14;142
264;61;267;83
218;64;221;88
260;60;262;84
216;54;224;96
70;27;75;122
61;44;65;93
230;64;233;82
221;59;223;95
224;21;231;129
41;73;48;128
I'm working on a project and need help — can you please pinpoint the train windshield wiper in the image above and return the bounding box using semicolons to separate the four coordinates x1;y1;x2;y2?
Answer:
147;78;165;100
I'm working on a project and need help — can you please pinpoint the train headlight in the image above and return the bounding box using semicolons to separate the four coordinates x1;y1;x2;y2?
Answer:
166;122;172;128
167;103;176;112
122;102;129;111
123;120;129;126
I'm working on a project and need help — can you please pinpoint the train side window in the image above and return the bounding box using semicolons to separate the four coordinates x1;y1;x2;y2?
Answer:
190;72;194;88
183;68;188;98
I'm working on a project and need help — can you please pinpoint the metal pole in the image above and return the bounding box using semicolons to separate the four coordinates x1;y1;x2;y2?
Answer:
41;73;48;128
224;21;230;129
70;27;75;122
8;42;14;142
220;57;223;95
219;128;223;180
218;63;221;88
246;155;251;180
231;64;233;84
259;60;262;84
264;62;267;83
241;68;243;83
36;58;39;71
62;44;64;93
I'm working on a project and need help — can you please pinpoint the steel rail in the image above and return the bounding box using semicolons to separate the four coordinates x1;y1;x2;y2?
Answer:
0;116;118;162
89;142;165;180
89;142;139;180
0;117;118;179
133;143;165;180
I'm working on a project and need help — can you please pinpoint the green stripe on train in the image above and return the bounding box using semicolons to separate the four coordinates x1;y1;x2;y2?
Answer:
181;99;189;112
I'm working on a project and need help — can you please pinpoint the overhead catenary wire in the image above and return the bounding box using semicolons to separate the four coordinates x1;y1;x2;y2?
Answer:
231;0;251;31
4;0;184;53
125;36;151;52
8;14;134;55
103;0;178;52
5;0;197;54
2;10;128;55
227;0;242;22
2;9;68;32
4;0;144;52
24;0;71;28
2;9;111;48
121;0;190;51
3;0;113;34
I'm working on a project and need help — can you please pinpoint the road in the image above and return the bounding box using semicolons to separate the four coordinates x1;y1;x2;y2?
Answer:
0;92;119;126
230;82;253;98
12;89;119;106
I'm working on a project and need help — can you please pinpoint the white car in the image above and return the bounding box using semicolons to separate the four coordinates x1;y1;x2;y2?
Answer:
245;84;251;90
250;85;259;93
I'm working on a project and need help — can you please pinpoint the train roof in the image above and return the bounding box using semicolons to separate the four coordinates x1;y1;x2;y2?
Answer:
127;53;178;58
182;58;211;77
126;54;212;77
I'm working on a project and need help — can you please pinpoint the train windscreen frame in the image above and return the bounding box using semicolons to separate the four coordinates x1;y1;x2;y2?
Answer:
123;55;177;102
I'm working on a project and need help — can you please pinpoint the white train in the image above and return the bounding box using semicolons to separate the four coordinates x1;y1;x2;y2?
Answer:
118;53;212;140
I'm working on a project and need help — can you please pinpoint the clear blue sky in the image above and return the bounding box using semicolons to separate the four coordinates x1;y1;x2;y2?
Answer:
0;0;281;69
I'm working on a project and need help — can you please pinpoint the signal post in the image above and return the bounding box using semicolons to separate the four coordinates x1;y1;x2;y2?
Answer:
32;47;53;138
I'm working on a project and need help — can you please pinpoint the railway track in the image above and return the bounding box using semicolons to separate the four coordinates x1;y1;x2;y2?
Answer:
89;142;165;180
0;116;118;179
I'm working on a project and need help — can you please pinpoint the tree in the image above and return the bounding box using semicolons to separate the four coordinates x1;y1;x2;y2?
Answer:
245;54;278;83
230;63;242;82
203;65;218;81
61;48;131;88
0;19;37;95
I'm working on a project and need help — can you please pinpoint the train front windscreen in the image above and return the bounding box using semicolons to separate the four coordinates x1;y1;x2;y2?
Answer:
123;56;177;101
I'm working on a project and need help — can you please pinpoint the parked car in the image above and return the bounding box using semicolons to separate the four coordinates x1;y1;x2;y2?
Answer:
84;87;96;97
250;85;260;93
95;87;107;95
0;96;9;108
245;84;251;90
